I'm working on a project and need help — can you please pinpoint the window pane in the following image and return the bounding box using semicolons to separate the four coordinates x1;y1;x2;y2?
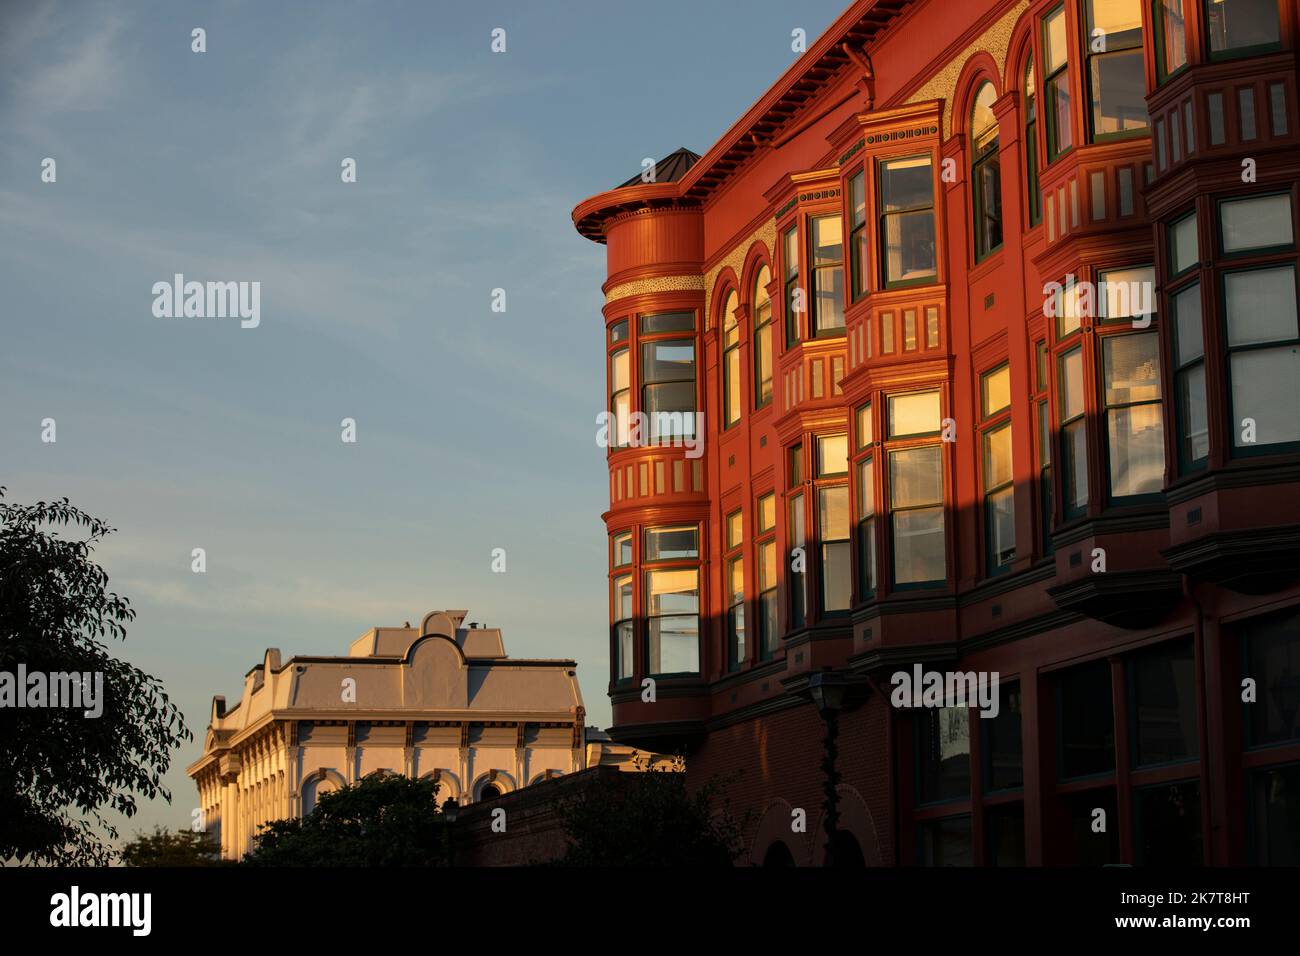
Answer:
919;817;973;867
817;433;849;476
1173;283;1203;365
758;493;776;533
1178;363;1209;463
647;615;698;674
1251;764;1300;864
642;342;695;383
850;170;866;227
1098;265;1155;322
760;539;777;590
882;208;937;284
639;311;694;334
819;485;849;539
643;382;696;439
1225;267;1298;345
1206;0;1281;55
1171;212;1198;273
1063;419;1088;510
880;155;933;211
615;620;634;680
857;459;875;520
1231;347;1300;447
724;345;741;426
988;805;1026;866
1221;194;1294;253
1244;611;1300;747
1059;347;1084;420
888;390;942;437
1158;0;1188;75
1088;0;1142;47
644;526;698;561
982;364;1011;417
1058;661;1115;778
610;348;629;391
726;510;743;550
812;215;842;264
645;568;699;617
1270;82;1288;136
1067;789;1120;864
892;507;945;584
1103;333;1161;406
1208;91;1225;144
1136;781;1203;865
821;540;851;611
1131;640;1199;766
1049;72;1073;154
856;403;873;449
1089;49;1149;136
917;707;970;803
1239;87;1257;140
985;682;1023;791
609;319;628;344
1108;403;1165;497
614;574;633;621
1044;6;1068;74
986;485;1016;568
612;532;632;567
727;556;744;605
890;445;943;507
983;422;1013;489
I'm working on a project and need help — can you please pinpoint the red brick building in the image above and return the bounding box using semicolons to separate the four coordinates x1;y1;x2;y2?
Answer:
573;0;1300;865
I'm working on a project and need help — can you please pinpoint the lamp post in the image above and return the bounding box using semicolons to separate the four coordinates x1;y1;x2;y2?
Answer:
806;669;848;868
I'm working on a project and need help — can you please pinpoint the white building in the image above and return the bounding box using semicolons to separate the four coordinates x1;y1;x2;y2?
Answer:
188;609;654;860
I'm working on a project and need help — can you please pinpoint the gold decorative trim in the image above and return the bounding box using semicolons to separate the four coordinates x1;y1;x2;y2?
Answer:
605;274;705;304
704;219;777;331
905;0;1029;139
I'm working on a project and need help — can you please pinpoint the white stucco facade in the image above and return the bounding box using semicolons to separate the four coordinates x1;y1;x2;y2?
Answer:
188;609;643;860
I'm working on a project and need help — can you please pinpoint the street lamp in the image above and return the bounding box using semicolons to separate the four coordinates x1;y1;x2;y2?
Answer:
806;669;849;867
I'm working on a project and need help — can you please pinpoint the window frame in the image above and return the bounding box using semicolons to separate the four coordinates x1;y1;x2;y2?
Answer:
724;508;747;672
814;433;852;616
970;82;1004;263
885;388;948;591
1203;0;1284;63
1082;0;1149;144
979;362;1016;576
809;213;847;338
1023;56;1042;227
1042;4;1074;162
642;524;701;678
876;152;939;290
721;288;742;430
1153;0;1190;84
756;492;780;660
753;264;774;410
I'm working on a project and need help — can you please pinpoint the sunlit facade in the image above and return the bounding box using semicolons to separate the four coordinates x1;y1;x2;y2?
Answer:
575;0;1300;865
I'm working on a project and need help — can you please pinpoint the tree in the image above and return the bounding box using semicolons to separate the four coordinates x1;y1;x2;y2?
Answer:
243;772;450;866
119;825;224;866
0;490;190;865
554;768;746;866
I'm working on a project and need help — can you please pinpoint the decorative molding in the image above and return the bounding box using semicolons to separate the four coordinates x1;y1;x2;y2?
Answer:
604;273;704;304
904;0;1029;138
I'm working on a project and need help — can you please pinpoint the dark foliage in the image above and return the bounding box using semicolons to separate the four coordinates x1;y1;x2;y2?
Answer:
0;489;190;864
119;825;226;866
243;772;450;866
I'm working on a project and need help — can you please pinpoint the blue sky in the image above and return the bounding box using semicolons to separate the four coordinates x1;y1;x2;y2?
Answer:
0;0;844;840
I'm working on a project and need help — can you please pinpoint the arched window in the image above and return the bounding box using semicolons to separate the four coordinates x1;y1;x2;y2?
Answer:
722;290;741;428
479;784;501;801
1023;59;1041;226
752;266;773;409
971;82;1003;260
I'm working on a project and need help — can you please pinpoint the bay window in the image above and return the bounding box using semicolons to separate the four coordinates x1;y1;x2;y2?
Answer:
1225;265;1300;453
878;155;937;287
1220;193;1294;255
789;491;806;628
612;573;633;681
855;402;876;599
609;346;630;448
1172;283;1209;470
1083;0;1148;141
644;525;699;675
1034;341;1054;553
753;266;773;408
